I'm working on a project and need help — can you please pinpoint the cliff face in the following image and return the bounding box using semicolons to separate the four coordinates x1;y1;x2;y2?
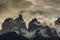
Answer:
1;14;58;39
55;17;60;25
28;18;42;32
2;15;27;34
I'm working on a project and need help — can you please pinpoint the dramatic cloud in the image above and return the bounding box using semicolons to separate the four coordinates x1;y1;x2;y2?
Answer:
0;0;60;30
0;0;32;13
10;0;32;8
27;0;60;17
50;0;60;4
0;0;32;29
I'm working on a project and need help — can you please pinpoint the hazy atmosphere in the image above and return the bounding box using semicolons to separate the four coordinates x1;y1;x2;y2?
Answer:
0;0;60;29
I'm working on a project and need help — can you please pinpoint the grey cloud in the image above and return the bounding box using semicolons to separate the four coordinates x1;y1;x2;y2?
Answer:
34;0;60;14
0;0;8;12
50;0;60;4
0;0;60;30
10;0;32;9
30;10;44;15
0;0;32;13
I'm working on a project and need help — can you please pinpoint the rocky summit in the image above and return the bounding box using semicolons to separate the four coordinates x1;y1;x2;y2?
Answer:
0;14;60;40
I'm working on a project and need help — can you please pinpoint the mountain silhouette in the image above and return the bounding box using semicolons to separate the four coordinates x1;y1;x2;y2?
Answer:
15;14;27;30
2;14;27;34
28;18;41;32
34;26;59;40
15;14;28;35
0;14;60;40
2;18;15;33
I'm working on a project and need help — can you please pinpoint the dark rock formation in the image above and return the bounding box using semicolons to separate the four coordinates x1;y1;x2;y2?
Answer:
33;26;59;40
2;14;27;34
55;17;60;25
1;14;60;40
0;31;59;40
15;14;27;36
2;18;15;32
15;14;24;22
0;31;28;40
28;18;41;32
15;14;27;30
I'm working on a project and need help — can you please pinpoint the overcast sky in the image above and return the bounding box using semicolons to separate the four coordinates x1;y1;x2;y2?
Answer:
0;0;60;29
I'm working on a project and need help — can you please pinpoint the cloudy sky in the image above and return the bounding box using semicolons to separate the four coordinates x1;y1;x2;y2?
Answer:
0;0;60;29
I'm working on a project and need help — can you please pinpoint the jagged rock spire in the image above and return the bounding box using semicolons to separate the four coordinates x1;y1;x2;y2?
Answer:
15;14;27;35
28;18;41;32
15;14;24;22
